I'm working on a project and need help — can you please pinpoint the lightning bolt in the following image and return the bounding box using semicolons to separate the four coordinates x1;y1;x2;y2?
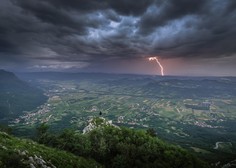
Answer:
149;57;164;76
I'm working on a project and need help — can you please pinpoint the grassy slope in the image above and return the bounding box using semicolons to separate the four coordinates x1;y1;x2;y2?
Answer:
0;131;101;168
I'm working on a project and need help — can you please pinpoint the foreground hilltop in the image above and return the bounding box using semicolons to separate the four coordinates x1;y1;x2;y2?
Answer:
0;127;209;167
0;122;209;167
0;131;101;168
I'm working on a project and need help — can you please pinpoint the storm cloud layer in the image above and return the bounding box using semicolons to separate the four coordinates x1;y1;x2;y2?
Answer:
0;0;236;74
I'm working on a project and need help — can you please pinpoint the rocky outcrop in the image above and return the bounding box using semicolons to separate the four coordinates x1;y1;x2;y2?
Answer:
17;150;56;168
83;117;119;134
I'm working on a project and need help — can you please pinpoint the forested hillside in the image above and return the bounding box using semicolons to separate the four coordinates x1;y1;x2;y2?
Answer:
35;118;209;168
0;131;101;168
0;117;210;168
0;70;47;119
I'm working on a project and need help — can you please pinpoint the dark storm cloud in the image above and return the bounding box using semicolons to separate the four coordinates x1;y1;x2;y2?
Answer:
13;0;90;33
0;0;236;71
138;0;207;34
225;0;236;14
107;0;155;16
39;0;155;16
139;0;236;59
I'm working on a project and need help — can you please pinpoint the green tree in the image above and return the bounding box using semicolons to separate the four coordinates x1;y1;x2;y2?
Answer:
36;123;49;143
146;128;157;137
0;124;12;134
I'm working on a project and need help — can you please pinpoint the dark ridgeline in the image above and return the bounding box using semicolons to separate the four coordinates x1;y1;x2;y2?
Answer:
0;69;47;120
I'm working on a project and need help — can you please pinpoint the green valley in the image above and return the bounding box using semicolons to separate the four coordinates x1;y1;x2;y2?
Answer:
1;71;236;167
8;72;236;167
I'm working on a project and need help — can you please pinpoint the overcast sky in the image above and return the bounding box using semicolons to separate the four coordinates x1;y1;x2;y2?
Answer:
0;0;236;76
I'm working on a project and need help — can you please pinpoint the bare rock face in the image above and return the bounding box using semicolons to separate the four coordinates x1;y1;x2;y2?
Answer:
28;154;56;168
83;117;119;134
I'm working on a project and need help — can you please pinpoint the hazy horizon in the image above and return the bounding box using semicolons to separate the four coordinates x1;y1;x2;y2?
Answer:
3;69;235;78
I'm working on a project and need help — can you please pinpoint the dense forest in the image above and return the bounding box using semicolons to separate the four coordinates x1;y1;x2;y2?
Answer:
36;119;209;168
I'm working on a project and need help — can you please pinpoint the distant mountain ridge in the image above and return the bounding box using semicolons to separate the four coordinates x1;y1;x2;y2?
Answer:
0;69;47;120
0;69;17;79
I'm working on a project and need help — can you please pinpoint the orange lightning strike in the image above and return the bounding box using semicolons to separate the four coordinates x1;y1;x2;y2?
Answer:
149;57;164;76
